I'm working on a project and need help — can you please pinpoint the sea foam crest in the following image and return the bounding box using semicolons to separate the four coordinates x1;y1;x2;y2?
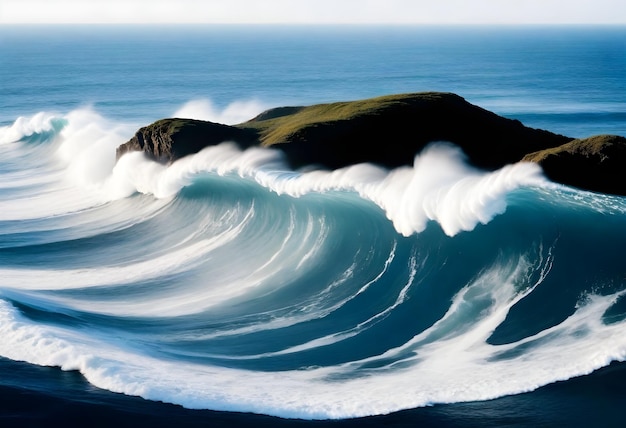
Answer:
30;105;550;237
111;141;549;237
172;98;269;125
366;143;549;236
2;274;626;419
0;111;63;144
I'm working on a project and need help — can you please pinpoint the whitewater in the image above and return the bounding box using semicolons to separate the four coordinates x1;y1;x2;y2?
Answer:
1;100;626;420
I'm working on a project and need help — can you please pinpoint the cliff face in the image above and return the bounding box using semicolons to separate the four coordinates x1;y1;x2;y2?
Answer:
116;118;258;163
115;92;626;196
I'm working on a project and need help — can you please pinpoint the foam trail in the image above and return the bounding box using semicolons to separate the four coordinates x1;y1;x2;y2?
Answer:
2;271;626;420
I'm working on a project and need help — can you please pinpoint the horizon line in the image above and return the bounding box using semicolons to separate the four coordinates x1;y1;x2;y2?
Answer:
2;22;626;26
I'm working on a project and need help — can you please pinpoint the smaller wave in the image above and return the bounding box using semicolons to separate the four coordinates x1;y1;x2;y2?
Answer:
2;264;626;420
0;112;66;145
0;108;136;220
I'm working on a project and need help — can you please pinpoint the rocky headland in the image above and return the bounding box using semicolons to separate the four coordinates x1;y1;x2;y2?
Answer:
116;92;626;196
522;134;626;195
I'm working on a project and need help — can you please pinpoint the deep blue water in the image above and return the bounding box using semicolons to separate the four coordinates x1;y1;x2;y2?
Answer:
2;25;625;136
1;24;626;427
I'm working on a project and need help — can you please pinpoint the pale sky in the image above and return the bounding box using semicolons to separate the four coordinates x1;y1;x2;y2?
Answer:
1;0;625;25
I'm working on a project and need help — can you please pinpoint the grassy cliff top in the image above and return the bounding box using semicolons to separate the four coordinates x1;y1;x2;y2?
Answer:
118;91;626;195
523;135;626;162
239;92;462;147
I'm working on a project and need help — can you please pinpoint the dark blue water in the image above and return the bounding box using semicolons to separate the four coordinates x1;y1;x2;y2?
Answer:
2;25;625;136
1;24;626;427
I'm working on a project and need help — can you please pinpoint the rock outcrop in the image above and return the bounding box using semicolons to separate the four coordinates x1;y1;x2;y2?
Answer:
522;135;626;195
240;92;571;171
116;118;257;163
115;92;626;196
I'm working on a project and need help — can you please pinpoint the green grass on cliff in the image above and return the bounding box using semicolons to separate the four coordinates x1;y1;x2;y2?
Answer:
143;118;198;136
523;135;626;162
239;92;453;147
152;118;213;132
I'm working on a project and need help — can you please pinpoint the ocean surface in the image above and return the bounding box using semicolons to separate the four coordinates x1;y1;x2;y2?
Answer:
1;24;626;427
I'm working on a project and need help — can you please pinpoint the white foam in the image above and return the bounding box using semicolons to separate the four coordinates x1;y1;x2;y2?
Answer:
0;111;60;144
223;142;547;236
4;106;626;420
3;106;551;237
0;109;135;220
1;255;626;420
105;142;285;199
55;108;135;188
367;143;549;236
113;141;550;237
172;98;270;125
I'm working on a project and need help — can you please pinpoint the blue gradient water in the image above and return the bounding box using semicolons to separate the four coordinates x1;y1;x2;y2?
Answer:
1;25;626;427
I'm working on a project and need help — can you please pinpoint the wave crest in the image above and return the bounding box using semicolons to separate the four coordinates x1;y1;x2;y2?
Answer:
108;138;551;236
8;107;551;236
0;111;66;145
369;143;550;236
112;141;549;236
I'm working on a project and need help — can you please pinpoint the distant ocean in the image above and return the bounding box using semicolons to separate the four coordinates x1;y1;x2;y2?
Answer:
1;24;626;427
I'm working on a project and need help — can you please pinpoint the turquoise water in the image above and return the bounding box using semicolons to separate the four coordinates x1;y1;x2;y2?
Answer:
1;24;626;426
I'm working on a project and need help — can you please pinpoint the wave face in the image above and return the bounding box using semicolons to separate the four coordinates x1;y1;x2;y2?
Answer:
1;110;626;419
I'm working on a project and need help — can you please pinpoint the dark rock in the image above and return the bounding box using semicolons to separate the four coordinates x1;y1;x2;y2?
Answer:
522;135;626;195
248;106;305;122
115;92;626;196
240;92;572;171
115;118;258;163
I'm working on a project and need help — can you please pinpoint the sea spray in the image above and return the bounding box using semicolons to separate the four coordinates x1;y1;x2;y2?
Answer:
2;257;626;419
55;108;136;188
111;139;552;237
172;98;270;125
5;107;555;237
367;143;551;236
0;111;64;145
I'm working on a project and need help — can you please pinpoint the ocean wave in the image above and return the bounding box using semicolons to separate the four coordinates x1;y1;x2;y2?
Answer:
3;107;555;237
1;106;626;419
0;111;66;145
114;141;551;237
1;252;625;419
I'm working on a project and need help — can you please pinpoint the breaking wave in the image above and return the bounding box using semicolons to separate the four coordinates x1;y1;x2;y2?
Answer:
1;107;626;419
